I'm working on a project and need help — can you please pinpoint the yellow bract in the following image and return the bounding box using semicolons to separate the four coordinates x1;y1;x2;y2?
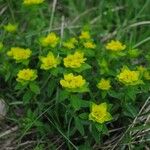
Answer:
17;69;37;83
7;47;32;61
39;52;60;70
23;0;44;5
64;51;86;68
89;103;112;124
106;40;126;51
97;78;111;90
79;31;91;40
4;23;17;33
83;41;96;49
40;32;59;47
117;67;142;85
60;73;86;89
63;38;78;49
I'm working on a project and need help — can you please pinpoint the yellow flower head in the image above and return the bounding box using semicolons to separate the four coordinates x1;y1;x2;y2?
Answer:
64;51;86;68
4;23;17;33
117;67;142;85
83;41;96;49
7;47;32;61
106;40;126;51
23;0;44;5
89;102;112;124
40;32;59;47
79;31;91;40
60;73;86;89
63;38;78;49
97;78;111;90
39;52;60;70
17;69;37;83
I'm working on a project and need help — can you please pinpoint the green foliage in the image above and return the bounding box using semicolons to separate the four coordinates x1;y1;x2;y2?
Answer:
0;0;150;149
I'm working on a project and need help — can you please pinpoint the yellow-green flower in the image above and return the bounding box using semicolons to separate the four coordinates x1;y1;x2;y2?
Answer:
7;47;32;62
89;102;112;124
39;52;60;70
117;67;142;85
64;51;86;68
23;0;44;5
17;68;37;84
97;78;111;90
40;32;59;47
4;23;17;33
83;41;96;49
106;40;126;51
63;38;78;49
60;73;86;89
79;31;91;40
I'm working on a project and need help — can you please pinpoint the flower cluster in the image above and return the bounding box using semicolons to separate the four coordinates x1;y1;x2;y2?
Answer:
39;52;60;70
97;78;111;90
106;40;126;51
40;32;59;47
117;67;142;85
89;103;112;124
83;41;96;49
79;31;91;40
17;69;37;84
60;73;86;89
7;47;32;62
63;38;78;49
23;0;44;5
4;23;17;33
64;51;86;68
3;26;149;129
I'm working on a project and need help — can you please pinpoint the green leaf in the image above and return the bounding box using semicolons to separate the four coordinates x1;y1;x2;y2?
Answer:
51;67;64;76
70;95;82;110
79;113;89;119
83;49;95;57
74;117;85;135
15;83;23;90
29;82;40;94
73;63;91;73
108;90;123;99
58;90;69;102
23;90;33;103
91;124;100;143
123;103;138;118
67;83;89;93
80;100;91;107
78;142;91;150
5;71;11;81
47;79;56;97
95;123;103;132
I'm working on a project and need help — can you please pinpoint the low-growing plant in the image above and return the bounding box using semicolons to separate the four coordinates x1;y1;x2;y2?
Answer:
0;0;150;149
